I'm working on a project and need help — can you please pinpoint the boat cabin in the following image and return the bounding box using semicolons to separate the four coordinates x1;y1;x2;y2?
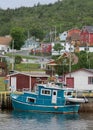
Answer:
24;83;73;106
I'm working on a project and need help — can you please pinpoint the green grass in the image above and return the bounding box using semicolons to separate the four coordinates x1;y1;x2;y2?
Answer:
14;63;40;71
0;63;43;91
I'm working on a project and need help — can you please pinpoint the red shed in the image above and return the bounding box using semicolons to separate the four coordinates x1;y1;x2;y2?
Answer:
8;71;49;92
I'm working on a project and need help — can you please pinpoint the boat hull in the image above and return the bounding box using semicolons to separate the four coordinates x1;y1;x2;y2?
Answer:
11;98;80;113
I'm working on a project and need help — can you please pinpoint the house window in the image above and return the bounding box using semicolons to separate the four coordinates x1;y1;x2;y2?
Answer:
85;47;89;51
41;89;51;96
69;47;73;51
88;77;93;84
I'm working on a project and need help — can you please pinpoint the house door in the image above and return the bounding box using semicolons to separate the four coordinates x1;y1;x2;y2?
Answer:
52;90;57;104
11;77;17;92
66;77;74;88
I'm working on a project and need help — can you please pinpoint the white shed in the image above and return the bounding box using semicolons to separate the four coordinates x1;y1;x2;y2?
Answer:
64;68;93;91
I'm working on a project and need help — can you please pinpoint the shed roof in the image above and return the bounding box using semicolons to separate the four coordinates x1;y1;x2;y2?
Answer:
47;60;57;66
7;71;49;77
65;68;93;75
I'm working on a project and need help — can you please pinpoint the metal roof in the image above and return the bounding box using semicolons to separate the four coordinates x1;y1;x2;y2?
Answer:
83;26;93;33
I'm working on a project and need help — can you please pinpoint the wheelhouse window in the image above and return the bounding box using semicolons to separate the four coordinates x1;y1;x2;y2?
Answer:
64;91;72;97
88;77;93;84
41;89;51;96
53;91;56;95
27;97;36;103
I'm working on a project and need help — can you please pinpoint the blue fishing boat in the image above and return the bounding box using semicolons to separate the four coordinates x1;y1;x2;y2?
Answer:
10;83;87;113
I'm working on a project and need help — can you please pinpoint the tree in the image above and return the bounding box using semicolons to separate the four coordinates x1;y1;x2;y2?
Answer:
10;27;25;50
30;27;44;41
77;51;88;68
15;55;22;64
53;43;64;55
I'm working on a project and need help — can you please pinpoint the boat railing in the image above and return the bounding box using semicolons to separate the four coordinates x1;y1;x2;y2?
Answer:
41;82;62;89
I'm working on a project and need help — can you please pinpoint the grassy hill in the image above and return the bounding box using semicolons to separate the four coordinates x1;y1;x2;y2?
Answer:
0;0;93;40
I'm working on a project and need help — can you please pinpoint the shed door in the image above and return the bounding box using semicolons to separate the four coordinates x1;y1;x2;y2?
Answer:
11;77;16;91
66;77;74;88
52;90;57;104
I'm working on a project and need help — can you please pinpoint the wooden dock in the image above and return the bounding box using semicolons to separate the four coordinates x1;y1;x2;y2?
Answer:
0;91;12;110
0;91;22;110
79;102;93;113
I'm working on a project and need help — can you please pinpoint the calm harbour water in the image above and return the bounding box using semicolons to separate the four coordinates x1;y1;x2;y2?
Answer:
0;110;93;130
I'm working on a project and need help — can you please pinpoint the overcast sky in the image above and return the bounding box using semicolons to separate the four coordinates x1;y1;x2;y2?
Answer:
0;0;58;9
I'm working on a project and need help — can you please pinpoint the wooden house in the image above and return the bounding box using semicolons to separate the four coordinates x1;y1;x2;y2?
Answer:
80;26;93;46
7;71;49;92
67;28;81;42
66;28;81;52
64;68;93;91
21;37;39;51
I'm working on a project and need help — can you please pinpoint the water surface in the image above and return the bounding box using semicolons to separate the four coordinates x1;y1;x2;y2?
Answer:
0;110;93;130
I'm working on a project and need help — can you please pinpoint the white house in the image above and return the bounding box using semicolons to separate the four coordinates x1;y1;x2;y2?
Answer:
64;68;93;91
59;31;68;41
79;46;93;52
21;37;39;51
51;42;74;55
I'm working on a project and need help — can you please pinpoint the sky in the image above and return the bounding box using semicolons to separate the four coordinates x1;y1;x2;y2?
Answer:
0;0;58;9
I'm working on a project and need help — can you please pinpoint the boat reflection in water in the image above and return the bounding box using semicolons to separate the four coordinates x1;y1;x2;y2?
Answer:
1;110;93;130
11;111;84;130
11;110;79;120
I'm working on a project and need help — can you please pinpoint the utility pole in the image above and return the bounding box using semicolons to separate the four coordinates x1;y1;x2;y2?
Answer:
28;30;30;39
12;40;14;71
50;29;52;42
69;37;72;77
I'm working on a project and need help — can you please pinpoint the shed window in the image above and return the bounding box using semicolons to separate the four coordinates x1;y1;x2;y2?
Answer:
41;89;51;96
88;77;93;84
